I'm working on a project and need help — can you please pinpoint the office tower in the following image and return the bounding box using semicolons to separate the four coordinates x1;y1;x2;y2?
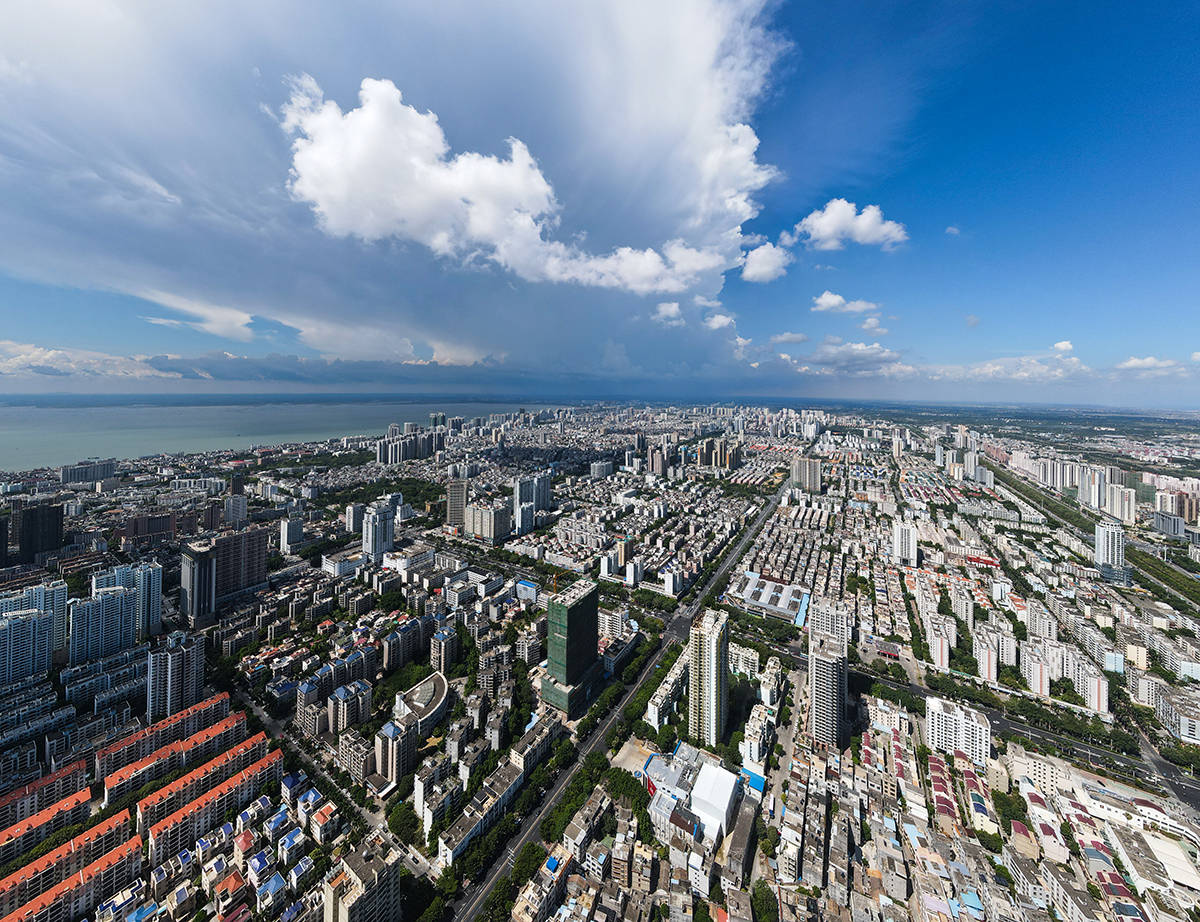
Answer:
809;629;848;751
345;503;366;534
362;503;393;565
542;580;600;719
229;472;244;496
91;561;164;640
223;494;248;527
68;586;137;665
323;834;404;922
147;632;204;722
180;543;216;628
925;697;991;767
430;628;458;674
0;608;54;685
446;480;467;527
15;503;64;564
548;580;599;686
0;580;69;652
790;458;821;494
281;516;305;555
181;527;268;627
892;520;918;568
688;609;729;748
59;459;116;484
1095;520;1126;569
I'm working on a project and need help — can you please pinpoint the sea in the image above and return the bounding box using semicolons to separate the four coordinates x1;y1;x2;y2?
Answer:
0;394;560;474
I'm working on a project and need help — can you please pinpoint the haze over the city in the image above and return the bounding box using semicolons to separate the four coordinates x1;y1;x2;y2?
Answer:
2;2;1199;404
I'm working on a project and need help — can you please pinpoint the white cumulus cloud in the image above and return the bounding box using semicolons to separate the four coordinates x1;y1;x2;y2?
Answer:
282;73;769;297
704;313;735;330
1052;340;1073;352
787;198;908;251
810;290;879;313
770;331;808;344
652;302;684;327
741;242;792;282
861;316;889;335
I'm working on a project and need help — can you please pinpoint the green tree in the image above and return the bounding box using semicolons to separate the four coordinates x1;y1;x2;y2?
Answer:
751;879;779;922
387;802;420;845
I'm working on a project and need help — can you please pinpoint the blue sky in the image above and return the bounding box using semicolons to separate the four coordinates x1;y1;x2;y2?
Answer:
1;0;1198;404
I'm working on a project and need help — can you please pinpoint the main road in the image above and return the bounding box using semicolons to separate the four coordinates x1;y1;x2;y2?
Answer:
457;480;789;922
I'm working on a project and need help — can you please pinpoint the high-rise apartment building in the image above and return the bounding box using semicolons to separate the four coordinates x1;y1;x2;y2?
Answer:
223;494;248;527
1094;520;1126;570
925;696;991;767
464;503;511;545
1079;466;1106;510
181;528;268;627
688;608;729;749
374;718;417;784
809;629;848;751
430;628;458;674
0;608;54;685
892;520;918;568
68;586;137;666
361;504;393;565
514;473;554;512
92;561;162;639
445;480;467;527
147;632;204;722
0;580;68;651
1104;484;1136;525
59;459;116;484
323;834;404;922
281;516;305;555
345;503;366;534
790;458;822;494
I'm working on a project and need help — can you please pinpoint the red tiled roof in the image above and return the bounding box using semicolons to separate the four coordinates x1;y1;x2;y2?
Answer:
0;813;130;899
95;693;230;762
150;751;282;842
105;713;247;791
0;790;91;849
137;732;267;812
0;836;141;922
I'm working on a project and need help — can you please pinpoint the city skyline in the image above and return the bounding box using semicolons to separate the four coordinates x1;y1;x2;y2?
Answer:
2;3;1199;404
4;403;1200;922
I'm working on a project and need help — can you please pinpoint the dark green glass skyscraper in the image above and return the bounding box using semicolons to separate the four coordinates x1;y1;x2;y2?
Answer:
547;579;599;686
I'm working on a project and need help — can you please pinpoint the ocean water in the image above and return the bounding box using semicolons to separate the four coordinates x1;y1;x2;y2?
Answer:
0;395;557;474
